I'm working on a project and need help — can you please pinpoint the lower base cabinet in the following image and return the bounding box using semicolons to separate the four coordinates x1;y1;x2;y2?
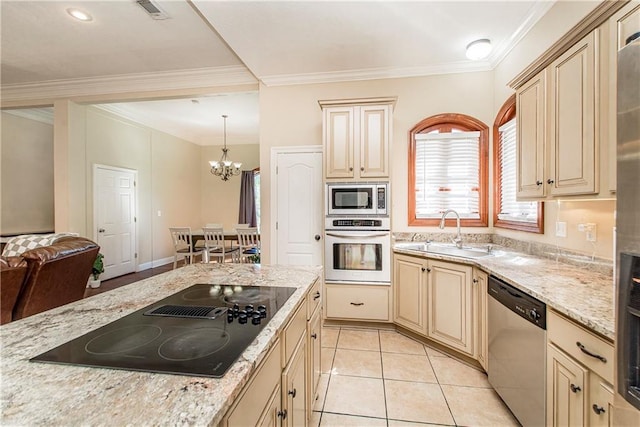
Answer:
546;310;615;427
392;254;476;357
282;336;307;427
223;281;322;427
324;283;391;322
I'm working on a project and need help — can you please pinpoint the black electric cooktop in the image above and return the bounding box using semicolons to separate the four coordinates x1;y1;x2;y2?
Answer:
30;284;296;378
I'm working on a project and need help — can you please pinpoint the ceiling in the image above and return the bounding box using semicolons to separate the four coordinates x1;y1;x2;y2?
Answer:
1;0;555;145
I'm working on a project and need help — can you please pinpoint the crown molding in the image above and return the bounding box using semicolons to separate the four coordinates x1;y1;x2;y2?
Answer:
2;107;54;124
260;60;493;87
509;0;629;89
0;66;257;104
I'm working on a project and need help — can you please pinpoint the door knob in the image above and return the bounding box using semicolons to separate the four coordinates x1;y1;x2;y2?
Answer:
315;234;321;241
98;228;105;233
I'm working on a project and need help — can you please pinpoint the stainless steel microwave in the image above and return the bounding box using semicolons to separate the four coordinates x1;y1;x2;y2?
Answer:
326;182;388;216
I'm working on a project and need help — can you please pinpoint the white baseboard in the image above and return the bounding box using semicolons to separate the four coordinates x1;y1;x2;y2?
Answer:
137;256;175;271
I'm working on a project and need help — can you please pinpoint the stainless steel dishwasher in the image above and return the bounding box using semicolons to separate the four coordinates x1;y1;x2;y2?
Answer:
488;275;546;427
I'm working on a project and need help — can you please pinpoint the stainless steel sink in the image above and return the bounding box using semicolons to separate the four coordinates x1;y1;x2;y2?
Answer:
395;242;493;259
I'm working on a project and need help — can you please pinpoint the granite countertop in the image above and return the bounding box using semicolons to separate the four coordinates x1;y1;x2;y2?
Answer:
393;244;614;341
0;263;322;426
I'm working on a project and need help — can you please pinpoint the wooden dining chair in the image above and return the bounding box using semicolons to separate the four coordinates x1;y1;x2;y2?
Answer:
236;227;260;263
169;227;203;269
201;226;238;263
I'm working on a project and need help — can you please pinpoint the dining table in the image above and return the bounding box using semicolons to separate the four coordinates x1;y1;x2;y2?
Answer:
190;229;260;262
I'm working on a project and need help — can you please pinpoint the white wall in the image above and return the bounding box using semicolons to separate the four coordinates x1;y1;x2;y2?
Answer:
1;112;54;234
60;104;202;267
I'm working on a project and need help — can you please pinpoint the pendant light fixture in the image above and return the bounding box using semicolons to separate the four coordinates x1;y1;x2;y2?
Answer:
209;114;242;181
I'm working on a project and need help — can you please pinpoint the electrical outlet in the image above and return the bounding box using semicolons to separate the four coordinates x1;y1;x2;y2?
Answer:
555;222;567;237
586;223;597;242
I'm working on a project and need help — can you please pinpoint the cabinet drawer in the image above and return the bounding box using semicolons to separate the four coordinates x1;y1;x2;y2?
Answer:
282;303;306;368
325;284;390;321
224;340;281;427
307;279;322;320
547;310;614;383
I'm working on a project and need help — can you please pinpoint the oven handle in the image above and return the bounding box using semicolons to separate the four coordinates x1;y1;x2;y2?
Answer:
325;232;389;239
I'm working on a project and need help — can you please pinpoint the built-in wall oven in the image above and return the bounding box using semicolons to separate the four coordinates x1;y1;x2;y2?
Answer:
324;217;391;284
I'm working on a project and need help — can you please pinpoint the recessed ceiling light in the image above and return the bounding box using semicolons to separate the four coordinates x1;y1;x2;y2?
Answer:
466;39;492;60
66;8;93;22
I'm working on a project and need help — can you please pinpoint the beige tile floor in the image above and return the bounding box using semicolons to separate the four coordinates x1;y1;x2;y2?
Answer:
311;327;520;427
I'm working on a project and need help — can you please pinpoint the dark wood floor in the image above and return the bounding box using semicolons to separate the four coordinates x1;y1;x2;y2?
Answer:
83;262;175;298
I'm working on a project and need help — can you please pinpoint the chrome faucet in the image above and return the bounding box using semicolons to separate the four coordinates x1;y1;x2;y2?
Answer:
439;209;463;249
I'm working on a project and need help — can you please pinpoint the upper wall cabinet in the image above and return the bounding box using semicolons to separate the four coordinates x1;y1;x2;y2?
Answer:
511;1;633;200
607;1;640;193
548;30;598;197
516;70;547;198
516;29;602;200
320;98;395;180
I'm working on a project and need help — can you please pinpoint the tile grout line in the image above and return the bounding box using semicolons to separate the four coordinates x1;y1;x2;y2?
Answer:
376;329;390;424
316;326;341;426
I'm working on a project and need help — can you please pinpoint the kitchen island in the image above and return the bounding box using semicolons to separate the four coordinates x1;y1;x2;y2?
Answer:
0;263;322;426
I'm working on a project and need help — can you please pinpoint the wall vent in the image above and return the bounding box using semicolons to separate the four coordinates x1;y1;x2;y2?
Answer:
136;0;170;20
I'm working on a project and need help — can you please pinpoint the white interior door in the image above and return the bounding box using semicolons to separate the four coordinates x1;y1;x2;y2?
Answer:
273;147;323;266
93;165;137;280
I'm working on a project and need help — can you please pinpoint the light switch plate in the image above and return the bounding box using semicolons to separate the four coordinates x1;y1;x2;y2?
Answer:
555;221;567;237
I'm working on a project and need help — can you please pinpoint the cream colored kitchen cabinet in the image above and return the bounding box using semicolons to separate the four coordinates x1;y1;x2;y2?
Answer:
324;283;391;322
306;294;322;418
427;259;474;356
547;343;588;426
321;100;393;180
282;336;307;427
548;29;598;196
607;1;640;192
516;29;602;200
473;268;488;371
257;384;283;427
391;253;475;357
590;375;615;427
516;69;547;199
222;340;283;427
546;309;616;427
393;254;428;335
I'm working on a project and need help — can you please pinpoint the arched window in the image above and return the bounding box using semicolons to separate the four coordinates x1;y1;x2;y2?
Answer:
493;96;543;233
408;113;488;227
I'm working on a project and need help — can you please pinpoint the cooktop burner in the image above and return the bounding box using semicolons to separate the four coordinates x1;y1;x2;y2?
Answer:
30;284;296;378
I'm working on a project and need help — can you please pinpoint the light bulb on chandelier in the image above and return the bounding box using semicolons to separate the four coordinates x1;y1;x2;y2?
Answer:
209;114;242;181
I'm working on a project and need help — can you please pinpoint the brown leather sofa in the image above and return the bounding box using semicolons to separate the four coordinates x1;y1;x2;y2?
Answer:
1;257;28;324
1;236;99;324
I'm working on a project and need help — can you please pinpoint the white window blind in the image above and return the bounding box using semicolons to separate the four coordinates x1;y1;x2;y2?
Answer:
414;130;480;219
498;119;538;222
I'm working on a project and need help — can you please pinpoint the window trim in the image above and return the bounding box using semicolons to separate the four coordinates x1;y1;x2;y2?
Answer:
408;113;489;227
493;95;544;233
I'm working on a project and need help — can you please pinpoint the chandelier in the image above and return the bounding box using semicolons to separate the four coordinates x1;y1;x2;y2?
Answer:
209;114;242;181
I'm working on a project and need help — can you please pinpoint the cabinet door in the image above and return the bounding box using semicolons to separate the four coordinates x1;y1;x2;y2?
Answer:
547;344;588;427
516;69;547;199
548;30;598;196
607;1;640;193
474;269;488;371
359;105;390;178
589;375;614;427
427;260;473;355
393;254;428;335
307;307;322;419
324;107;354;179
283;337;307;427
257;384;283;427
